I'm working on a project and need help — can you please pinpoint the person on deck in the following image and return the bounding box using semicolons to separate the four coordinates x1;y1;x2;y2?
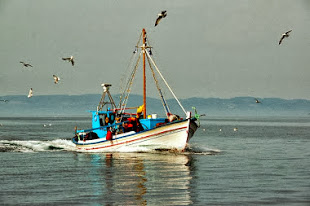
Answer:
115;117;122;134
106;127;113;142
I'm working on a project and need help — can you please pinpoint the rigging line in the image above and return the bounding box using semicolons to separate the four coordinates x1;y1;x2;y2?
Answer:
119;52;137;96
146;55;171;116
98;91;107;111
119;51;142;115
120;71;139;118
119;63;139;111
145;50;187;115
119;32;143;105
118;51;142;108
108;92;117;109
118;52;138;107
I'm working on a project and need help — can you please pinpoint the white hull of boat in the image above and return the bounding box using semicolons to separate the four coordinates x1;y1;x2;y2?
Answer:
74;119;198;152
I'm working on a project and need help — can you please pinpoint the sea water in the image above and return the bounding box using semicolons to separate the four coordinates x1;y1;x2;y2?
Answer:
0;116;309;205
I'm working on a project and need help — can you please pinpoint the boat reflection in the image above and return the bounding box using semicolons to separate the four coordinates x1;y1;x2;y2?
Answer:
76;152;197;205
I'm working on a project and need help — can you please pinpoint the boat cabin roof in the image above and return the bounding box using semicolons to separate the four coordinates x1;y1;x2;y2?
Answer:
89;110;114;114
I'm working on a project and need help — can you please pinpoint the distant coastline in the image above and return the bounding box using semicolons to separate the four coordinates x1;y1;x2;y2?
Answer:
1;94;310;117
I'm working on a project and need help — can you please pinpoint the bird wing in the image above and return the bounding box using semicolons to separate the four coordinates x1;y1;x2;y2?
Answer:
286;30;292;34
279;35;285;45
155;16;162;26
27;64;33;67
71;59;74;66
53;75;60;83
62;57;69;61
162;10;167;17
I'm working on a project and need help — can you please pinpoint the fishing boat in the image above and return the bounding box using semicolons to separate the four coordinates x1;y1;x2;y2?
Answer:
72;29;201;152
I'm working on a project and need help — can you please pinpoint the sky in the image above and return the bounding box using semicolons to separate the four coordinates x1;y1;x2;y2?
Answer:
0;0;310;100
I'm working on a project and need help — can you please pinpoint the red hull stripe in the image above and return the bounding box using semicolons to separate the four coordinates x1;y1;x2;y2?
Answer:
79;126;188;151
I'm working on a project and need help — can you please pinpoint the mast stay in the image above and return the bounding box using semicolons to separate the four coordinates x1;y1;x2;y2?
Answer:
145;50;187;115
118;28;187;118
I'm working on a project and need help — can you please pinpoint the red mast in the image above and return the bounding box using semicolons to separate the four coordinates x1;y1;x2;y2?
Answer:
142;28;147;119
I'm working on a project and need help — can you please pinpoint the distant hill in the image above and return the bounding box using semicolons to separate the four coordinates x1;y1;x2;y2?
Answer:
0;94;164;117
179;97;310;117
0;94;309;117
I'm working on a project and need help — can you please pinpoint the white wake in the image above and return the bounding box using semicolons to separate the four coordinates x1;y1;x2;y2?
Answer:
0;139;77;153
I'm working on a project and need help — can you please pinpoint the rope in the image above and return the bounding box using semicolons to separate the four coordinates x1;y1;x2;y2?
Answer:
118;32;143;106
146;54;171;116
119;51;142;116
119;53;141;107
145;51;187;115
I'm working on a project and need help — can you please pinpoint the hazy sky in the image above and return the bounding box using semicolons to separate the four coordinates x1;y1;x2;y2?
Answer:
1;0;309;100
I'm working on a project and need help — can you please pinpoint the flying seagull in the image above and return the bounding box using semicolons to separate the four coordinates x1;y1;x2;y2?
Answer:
20;61;33;67
53;75;60;84
0;99;9;102
62;56;74;66
279;30;292;45
28;88;33;98
255;98;261;103
155;10;167;26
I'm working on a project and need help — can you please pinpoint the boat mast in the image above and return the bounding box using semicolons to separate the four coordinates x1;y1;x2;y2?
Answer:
142;28;147;119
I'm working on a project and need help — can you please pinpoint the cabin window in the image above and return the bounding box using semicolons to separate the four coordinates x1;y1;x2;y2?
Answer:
109;113;115;124
99;114;106;126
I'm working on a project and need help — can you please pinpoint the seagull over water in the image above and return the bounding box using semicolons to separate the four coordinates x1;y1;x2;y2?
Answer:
53;75;60;84
28;88;33;98
0;99;9;102
279;30;292;45
20;61;33;67
62;56;74;66
255;98;261;103
155;10;167;26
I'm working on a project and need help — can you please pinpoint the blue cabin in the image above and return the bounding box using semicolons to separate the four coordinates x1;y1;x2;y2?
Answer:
91;109;116;138
77;108;168;139
140;118;167;130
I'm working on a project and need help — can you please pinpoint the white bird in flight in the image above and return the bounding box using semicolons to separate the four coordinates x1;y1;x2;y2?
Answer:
155;10;167;27
62;56;74;66
53;75;60;84
28;88;33;98
279;30;292;45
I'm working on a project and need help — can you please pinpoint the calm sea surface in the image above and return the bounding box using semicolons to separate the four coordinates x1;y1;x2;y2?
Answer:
0;116;309;205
